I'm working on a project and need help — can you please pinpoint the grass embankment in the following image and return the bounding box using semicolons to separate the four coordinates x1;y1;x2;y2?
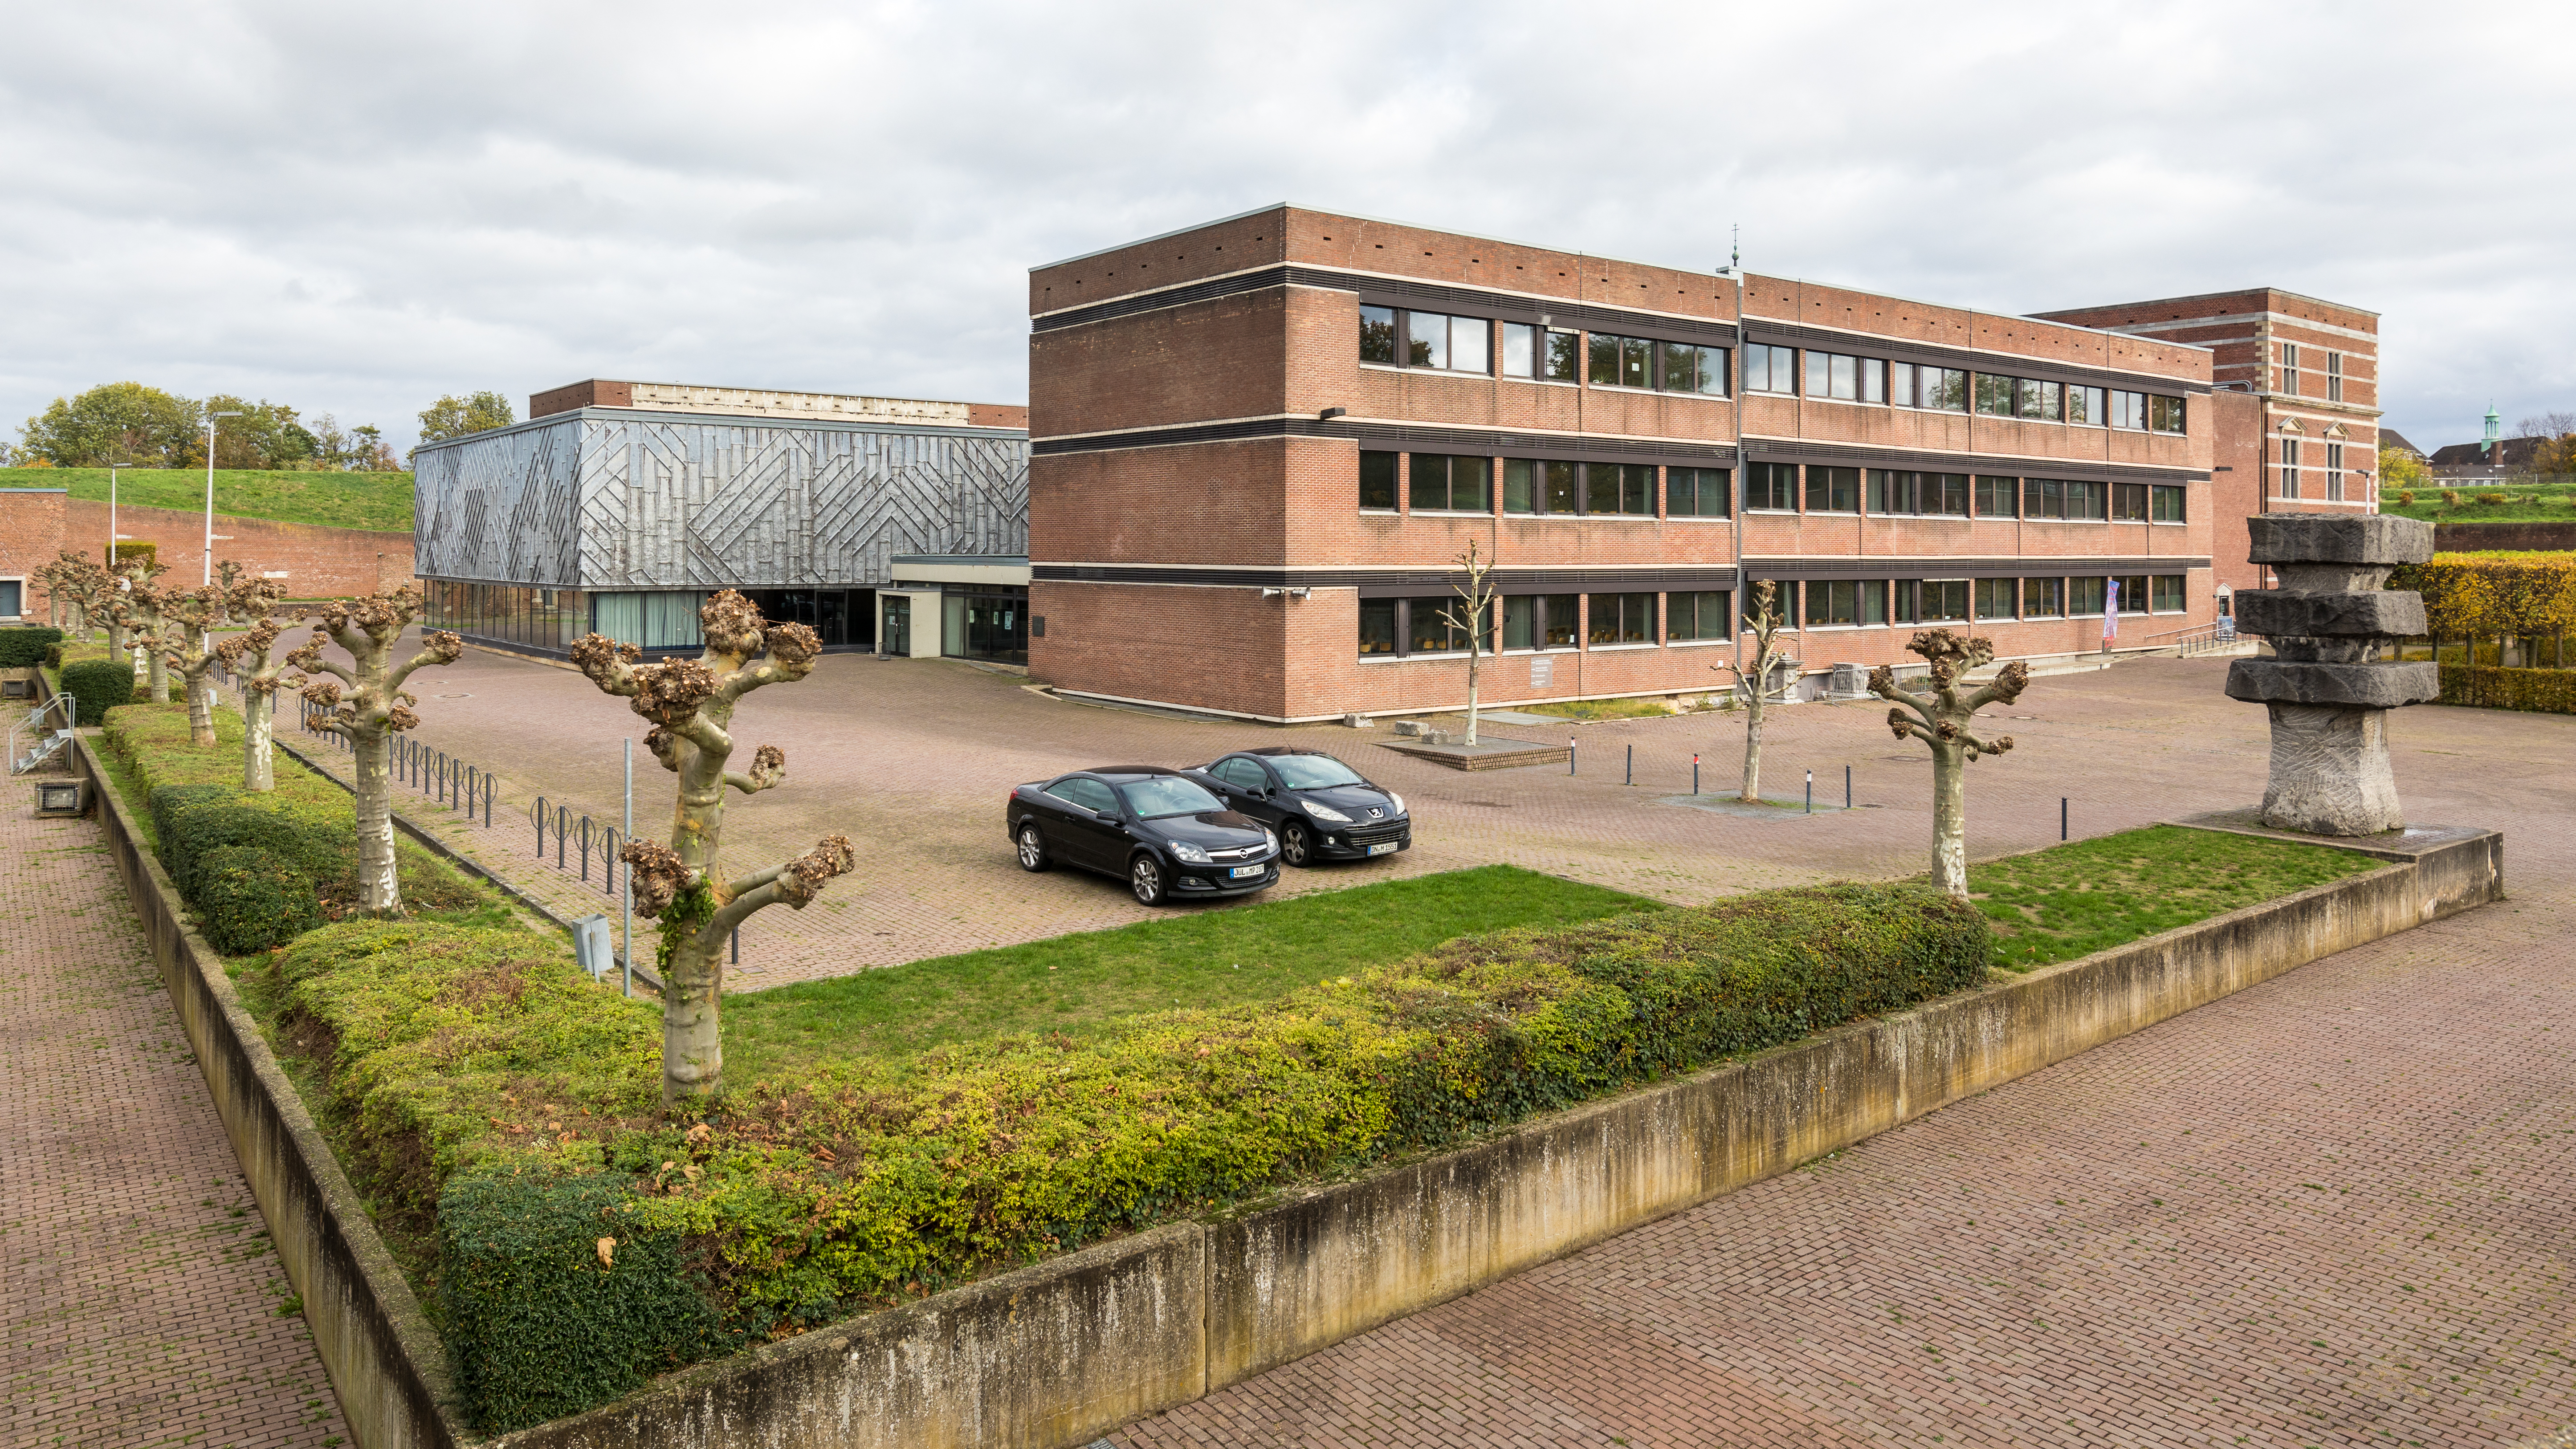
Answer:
1518;696;1714;721
2383;487;2576;525
0;466;414;532
1967;824;2384;971
724;865;1656;1079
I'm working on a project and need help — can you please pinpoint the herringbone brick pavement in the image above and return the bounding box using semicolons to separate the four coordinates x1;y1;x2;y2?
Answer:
0;809;347;1449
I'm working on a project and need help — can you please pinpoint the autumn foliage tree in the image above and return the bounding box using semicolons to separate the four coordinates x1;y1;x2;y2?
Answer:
1869;628;2030;898
571;590;854;1107
287;587;462;914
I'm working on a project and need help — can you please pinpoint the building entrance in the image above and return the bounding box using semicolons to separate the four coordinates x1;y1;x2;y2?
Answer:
941;585;1027;665
740;589;873;650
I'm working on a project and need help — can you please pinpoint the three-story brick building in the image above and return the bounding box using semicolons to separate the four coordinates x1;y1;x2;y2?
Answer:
1027;205;2215;722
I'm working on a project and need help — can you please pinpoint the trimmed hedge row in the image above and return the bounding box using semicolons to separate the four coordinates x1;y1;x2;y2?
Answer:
2439;662;2576;715
272;885;1992;1433
59;658;139;725
0;625;63;667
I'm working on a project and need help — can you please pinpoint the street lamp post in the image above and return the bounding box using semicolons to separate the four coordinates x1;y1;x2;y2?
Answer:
204;411;242;585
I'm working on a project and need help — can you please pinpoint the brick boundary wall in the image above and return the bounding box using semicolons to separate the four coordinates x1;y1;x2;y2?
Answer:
72;674;2501;1449
0;488;68;619
64;498;416;596
2433;519;2576;553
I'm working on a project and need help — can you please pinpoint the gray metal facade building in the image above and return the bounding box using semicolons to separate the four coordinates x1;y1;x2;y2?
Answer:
410;384;1030;658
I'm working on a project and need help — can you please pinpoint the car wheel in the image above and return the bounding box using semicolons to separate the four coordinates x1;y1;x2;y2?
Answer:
1129;852;1169;906
1280;821;1315;867
1015;822;1049;872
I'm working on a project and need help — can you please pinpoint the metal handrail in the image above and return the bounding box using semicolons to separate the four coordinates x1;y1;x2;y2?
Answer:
8;694;76;774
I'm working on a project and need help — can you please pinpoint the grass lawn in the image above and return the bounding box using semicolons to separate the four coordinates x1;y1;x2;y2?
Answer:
0;466;414;533
2383;487;2576;525
1520;696;1708;721
722;864;1659;1081
1968;824;2384;971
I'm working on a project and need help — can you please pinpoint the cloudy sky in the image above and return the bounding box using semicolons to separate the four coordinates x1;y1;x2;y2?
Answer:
3;0;2565;456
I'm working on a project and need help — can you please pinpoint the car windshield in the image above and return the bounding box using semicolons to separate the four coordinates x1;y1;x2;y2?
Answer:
1268;754;1366;790
1118;777;1225;819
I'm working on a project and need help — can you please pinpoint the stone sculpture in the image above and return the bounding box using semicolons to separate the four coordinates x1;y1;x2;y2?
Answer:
2225;515;2440;835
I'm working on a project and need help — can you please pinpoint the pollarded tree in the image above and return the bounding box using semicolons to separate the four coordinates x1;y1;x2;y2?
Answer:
163;574;285;746
216;615;298;791
570;590;855;1106
39;551;106;638
1435;540;1500;745
1712;578;1796;803
286;587;462;914
1868;628;2030;899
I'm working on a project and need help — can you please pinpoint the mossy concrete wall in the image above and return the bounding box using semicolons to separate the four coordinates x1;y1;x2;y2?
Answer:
80;722;2500;1449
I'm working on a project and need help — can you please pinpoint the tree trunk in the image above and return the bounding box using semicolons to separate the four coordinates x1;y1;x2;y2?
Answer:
185;668;216;745
1464;646;1481;746
1740;691;1765;803
351;724;401;914
1930;741;1969;897
660;923;725;1103
146;636;169;700
242;690;274;792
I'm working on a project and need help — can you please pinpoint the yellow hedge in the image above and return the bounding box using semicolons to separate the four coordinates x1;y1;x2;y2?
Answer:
2402;552;2576;639
2439;664;2576;714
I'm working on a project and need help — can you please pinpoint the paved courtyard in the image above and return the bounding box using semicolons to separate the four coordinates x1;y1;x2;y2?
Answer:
2;807;346;1449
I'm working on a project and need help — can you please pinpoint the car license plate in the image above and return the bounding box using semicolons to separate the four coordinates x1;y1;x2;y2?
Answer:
1366;842;1399;856
1229;864;1265;879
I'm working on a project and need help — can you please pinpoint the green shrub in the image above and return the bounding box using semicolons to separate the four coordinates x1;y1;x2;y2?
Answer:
59;659;137;726
2440;663;2576;714
147;782;238;867
439;1174;720;1434
0;626;63;667
44;641;64;670
161;798;337;904
192;846;323;954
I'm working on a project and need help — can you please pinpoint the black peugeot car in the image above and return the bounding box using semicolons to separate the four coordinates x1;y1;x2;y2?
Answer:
1007;766;1280;906
1183;748;1411;867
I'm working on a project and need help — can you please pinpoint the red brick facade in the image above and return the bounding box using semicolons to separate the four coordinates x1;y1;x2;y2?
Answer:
66;499;415;598
1029;206;2217;721
2033;288;2382;602
0;489;68;622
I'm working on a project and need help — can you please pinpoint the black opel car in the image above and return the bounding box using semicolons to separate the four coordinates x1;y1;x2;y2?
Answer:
1183;748;1410;867
1007;766;1280;906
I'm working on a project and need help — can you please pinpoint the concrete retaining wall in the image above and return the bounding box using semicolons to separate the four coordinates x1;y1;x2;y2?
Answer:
76;730;2499;1449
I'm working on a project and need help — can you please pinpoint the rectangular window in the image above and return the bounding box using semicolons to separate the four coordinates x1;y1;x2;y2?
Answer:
1869;468;1917;515
2327;442;2346;501
2327;352;2344;403
1590;334;1651;388
1974;578;2017;620
1545;330;1581;381
2069;576;2107;615
1893;578;1917;624
2150;395;2186;434
1670;467;1730;516
1584;463;1653;516
1587;592;1654;646
1975;475;2019;518
1407;598;1469;653
2114;574;2149;615
1860;357;1886;404
1409;311;1449;370
1541;593;1580;649
2110;390;2145;429
2022;576;2064;617
1975;373;2018;416
2064;479;2106;520
1806;350;1861;400
1359;598;1397;655
2280;342;2299;396
1743;343;1796;394
1544;460;1578;513
1360;450;1398;510
2022;477;2064;520
1804;465;1860;513
1934;472;1969;515
1505;459;1584;514
1658;341;1729;395
1890;362;1917;408
1410;454;1492;512
2152;574;2185;612
1803;579;1882;627
1502;595;1537;650
1501;322;1536;378
1360;305;1397;365
1667;590;1732;641
1922;367;1969;412
2279;437;2301;499
1745;460;1798;510
2068;385;2105;425
1917;579;1969;623
2112;481;2149;522
2016;378;2063;422
2150;483;2186;521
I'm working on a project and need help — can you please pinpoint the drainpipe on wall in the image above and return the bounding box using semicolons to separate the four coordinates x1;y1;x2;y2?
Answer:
1727;247;1746;693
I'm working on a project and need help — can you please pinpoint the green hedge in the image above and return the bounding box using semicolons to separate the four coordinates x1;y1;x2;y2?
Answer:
58;659;137;725
0;626;63;668
278;885;1990;1431
2440;662;2576;714
154;787;353;894
193;846;324;953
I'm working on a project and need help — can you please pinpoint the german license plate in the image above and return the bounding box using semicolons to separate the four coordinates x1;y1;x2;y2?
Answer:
1367;842;1399;856
1229;864;1265;879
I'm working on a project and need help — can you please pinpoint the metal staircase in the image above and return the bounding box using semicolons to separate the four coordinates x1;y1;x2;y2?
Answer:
10;696;75;774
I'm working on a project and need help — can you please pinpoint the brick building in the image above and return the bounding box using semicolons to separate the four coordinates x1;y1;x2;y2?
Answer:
0;488;67;623
1026;206;2215;722
2033;288;2380;603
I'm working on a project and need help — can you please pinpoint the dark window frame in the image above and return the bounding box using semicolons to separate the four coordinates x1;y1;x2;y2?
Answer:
1409;453;1493;513
1744;460;1799;511
1669;466;1731;517
1585;591;1655;647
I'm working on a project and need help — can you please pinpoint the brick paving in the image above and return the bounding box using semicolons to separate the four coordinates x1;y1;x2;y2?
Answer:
1;807;347;1448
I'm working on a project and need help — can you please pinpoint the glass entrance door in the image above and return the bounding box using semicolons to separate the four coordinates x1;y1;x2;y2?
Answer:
882;596;911;655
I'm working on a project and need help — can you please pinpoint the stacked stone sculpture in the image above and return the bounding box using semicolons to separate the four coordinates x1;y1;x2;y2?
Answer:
2225;515;2440;835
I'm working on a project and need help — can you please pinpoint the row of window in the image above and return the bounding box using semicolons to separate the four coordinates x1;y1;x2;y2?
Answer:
2279;344;2349;403
2277;439;2355;501
1356;574;2190;656
1365;452;2185;522
1357;305;2192;431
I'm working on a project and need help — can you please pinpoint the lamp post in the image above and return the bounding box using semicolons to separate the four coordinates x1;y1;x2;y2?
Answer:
204;411;242;585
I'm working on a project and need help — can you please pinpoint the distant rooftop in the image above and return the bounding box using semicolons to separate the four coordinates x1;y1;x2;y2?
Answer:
529;379;1026;430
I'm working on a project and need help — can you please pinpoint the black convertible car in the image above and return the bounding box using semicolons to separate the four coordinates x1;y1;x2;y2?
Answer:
1007;766;1280;906
1183;748;1410;867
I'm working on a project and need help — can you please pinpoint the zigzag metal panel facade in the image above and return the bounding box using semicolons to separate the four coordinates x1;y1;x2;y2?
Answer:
413;410;1029;588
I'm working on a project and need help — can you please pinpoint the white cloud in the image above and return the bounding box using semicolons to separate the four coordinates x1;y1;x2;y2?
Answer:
1;0;2568;452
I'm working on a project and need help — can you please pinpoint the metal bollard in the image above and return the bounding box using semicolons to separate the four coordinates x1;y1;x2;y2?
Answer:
1569;737;1577;775
1805;769;1813;814
1625;744;1632;786
1846;764;1852;810
2062;798;2069;841
532;796;548;857
1692;753;1700;795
